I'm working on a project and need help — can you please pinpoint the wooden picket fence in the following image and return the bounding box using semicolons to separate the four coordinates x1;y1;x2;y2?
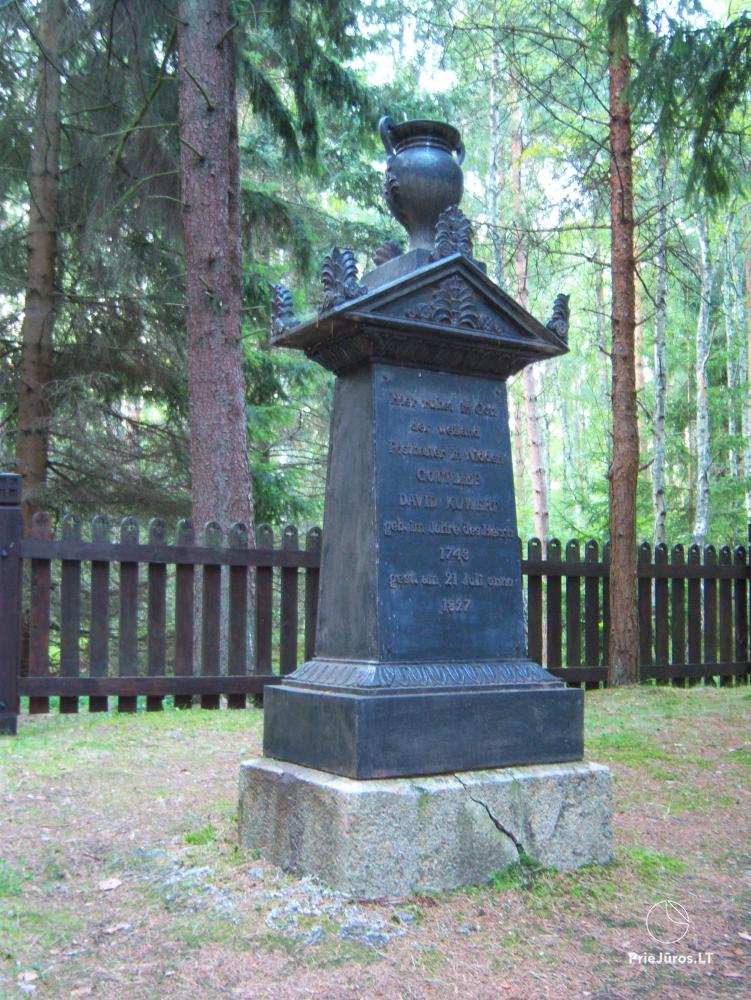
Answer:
526;538;750;689
0;480;748;735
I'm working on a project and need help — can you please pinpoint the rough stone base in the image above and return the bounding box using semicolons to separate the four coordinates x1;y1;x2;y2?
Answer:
238;758;613;900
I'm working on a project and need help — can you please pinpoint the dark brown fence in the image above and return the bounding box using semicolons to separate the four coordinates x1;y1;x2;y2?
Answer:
524;538;749;689
0;480;748;735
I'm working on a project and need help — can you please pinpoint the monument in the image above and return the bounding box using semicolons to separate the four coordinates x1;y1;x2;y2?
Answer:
239;118;612;898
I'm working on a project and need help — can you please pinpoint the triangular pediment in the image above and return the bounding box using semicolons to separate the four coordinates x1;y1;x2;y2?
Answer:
272;252;567;378
356;255;565;354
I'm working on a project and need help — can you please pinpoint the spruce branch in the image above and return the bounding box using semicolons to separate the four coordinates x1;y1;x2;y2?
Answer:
111;23;177;165
103;170;179;220
182;65;215;111
217;20;238;48
178;136;205;160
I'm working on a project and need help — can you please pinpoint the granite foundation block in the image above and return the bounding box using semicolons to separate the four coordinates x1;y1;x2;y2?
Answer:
238;757;613;900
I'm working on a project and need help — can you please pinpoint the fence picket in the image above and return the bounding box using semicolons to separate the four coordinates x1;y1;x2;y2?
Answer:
118;517;139;713
174;520;194;709
59;514;82;714
0;477;22;734
254;525;273;675
704;546;718;683
719;546;733;686
654;543;669;673
305;527;322;662
227;523;249;709
29;512;53;715
546;539;562;670
201;522;222;709
602;541;611;665
734;546;748;684
584;540;600;669
147;519;167;711
638;542;652;673
280;525;299;675
687;544;702;685
671;545;686;677
565;541;582;684
527;538;543;665
89;515;110;713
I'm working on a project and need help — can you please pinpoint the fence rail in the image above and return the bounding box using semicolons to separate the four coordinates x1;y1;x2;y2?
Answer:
0;483;749;735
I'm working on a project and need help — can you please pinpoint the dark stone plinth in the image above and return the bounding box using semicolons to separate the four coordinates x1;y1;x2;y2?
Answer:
262;356;583;779
264;681;583;779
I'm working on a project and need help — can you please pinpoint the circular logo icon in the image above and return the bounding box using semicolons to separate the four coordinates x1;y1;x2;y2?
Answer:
646;900;690;945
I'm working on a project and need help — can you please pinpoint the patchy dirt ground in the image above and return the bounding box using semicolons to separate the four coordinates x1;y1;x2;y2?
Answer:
1;685;749;1000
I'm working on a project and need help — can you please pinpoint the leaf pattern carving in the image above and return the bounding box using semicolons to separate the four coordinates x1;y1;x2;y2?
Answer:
270;283;296;337
406;276;502;334
320;247;367;313
431;205;474;260
546;293;570;342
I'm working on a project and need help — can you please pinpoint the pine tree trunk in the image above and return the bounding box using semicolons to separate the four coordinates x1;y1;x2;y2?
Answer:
693;211;712;547
15;0;64;532
652;162;668;545
178;1;254;539
510;74;549;543
607;10;639;686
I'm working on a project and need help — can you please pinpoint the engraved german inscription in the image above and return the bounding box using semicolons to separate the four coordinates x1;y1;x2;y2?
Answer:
375;364;525;661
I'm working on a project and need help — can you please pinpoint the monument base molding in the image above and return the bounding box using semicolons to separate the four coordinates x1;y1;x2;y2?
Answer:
238;758;613;900
263;682;583;779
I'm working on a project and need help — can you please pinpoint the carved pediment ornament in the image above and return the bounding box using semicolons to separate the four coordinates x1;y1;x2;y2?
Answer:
431;205;474;261
373;238;404;266
270;282;297;338
320;247;368;314
546;292;570;343
405;275;504;336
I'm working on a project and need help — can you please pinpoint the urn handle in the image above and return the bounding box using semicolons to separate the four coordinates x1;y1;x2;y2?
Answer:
379;115;395;155
456;140;466;165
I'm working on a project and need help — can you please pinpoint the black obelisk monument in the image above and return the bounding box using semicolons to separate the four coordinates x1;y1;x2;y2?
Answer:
262;117;582;779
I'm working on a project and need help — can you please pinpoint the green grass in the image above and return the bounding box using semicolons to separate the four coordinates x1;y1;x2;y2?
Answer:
625;847;688;884
0;862;25;898
0;900;82;967
184;824;217;845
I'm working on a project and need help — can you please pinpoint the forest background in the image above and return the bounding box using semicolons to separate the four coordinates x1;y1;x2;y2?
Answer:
1;0;750;558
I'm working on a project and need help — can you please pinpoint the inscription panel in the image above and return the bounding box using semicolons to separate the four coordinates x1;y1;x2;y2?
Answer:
375;364;525;660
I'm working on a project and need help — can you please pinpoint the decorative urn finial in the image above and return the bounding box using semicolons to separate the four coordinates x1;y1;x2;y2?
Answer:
380;116;465;252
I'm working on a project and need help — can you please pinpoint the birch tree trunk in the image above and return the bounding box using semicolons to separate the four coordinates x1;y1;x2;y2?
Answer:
685;373;696;532
487;22;505;292
607;9;639;686
744;209;751;520
723;228;740;481
178;1;254;539
652;161;669;545
510;74;549;544
693;211;712;547
15;0;64;532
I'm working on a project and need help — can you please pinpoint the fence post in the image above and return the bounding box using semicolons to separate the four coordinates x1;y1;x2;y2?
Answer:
0;475;22;735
